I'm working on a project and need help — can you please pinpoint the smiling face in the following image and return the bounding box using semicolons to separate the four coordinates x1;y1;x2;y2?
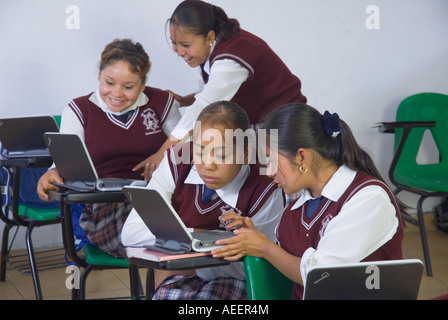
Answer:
170;24;215;68
193;123;243;190
97;60;145;113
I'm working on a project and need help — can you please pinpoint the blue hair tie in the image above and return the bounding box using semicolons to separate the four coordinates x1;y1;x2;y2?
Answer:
322;111;340;137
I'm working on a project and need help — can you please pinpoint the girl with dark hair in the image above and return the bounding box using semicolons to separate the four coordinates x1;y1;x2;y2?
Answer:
137;0;307;177
122;101;284;299
37;39;181;256
212;102;405;300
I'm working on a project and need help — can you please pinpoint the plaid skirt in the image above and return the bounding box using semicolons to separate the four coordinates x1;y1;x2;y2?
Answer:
79;201;133;257
153;275;247;300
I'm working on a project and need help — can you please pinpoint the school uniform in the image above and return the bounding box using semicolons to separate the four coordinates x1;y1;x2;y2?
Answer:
121;142;285;299
59;87;180;256
64;87;179;180
276;165;404;300
170;29;307;140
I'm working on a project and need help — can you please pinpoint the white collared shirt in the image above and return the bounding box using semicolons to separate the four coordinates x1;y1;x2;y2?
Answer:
121;151;284;280
170;42;250;140
60;90;181;141
296;165;400;287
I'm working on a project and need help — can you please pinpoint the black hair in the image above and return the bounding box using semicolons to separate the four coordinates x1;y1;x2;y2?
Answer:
168;0;240;42
262;102;383;181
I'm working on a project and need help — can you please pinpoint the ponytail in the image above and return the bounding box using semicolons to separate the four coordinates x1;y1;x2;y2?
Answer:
263;103;385;182
211;4;240;41
263;102;409;217
338;120;384;181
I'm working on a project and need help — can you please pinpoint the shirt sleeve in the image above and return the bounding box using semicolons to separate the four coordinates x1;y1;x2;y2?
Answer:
196;188;285;281
47;106;85;170
60;105;85;140
120;152;175;247
300;185;399;287
170;59;250;140
161;99;181;136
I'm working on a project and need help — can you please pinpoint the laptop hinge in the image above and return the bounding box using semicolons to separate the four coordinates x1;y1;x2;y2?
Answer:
155;238;191;253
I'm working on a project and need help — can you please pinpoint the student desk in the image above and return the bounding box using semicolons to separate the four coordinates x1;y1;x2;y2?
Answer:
119;245;233;300
0;155;63;300
50;189;141;299
52;189;234;300
49;189;126;267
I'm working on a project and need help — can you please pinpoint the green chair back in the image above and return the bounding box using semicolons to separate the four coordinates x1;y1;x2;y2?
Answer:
393;92;448;192
244;256;293;300
53;115;61;128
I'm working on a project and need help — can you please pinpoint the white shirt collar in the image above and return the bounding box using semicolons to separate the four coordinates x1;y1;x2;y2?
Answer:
89;89;149;115
203;40;217;75
184;164;249;208
291;165;356;210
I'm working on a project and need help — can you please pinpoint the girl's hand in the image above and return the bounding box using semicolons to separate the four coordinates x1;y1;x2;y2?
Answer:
36;168;63;201
212;217;271;261
165;91;196;107
219;211;247;230
133;150;164;181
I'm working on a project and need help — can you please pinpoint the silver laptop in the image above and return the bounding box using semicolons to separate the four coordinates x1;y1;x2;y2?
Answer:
0;115;59;158
123;186;234;254
44;133;145;192
303;259;424;300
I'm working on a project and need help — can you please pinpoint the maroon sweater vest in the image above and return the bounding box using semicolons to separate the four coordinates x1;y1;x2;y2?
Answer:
203;29;307;124
69;87;174;180
277;172;404;300
166;142;279;230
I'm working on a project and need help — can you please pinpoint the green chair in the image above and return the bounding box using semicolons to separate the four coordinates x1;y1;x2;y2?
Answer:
59;195;141;300
0;115;65;300
76;244;135;300
244;256;293;300
377;92;448;276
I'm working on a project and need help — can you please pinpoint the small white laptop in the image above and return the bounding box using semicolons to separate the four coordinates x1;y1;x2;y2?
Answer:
123;186;234;254
44;133;145;192
0;115;59;158
303;259;424;300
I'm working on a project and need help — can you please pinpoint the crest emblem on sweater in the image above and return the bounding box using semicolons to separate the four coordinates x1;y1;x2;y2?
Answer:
319;214;333;238
141;108;160;135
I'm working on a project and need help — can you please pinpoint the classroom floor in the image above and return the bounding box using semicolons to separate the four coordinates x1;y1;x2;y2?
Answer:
0;214;447;300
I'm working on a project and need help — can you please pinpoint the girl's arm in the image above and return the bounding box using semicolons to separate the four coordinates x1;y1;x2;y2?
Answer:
212;217;304;285
170;59;249;141
121;152;175;247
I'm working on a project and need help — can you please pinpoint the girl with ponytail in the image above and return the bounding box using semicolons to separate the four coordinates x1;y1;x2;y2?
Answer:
137;0;307;177
212;102;405;300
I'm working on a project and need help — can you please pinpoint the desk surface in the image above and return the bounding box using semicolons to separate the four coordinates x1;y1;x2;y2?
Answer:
120;246;232;271
50;189;126;204
0;155;53;167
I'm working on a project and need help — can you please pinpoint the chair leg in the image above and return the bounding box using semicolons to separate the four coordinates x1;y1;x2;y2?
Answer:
78;264;94;300
129;265;141;300
71;287;80;300
146;268;155;300
0;223;14;281
417;196;432;276
26;222;43;300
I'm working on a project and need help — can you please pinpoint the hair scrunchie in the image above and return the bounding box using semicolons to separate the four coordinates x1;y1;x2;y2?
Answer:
322;111;341;137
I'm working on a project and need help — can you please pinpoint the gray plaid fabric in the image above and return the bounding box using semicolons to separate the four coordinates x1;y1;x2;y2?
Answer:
153;275;247;300
79;201;132;257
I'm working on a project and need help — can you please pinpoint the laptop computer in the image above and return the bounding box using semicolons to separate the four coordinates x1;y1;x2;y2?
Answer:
123;186;235;254
44;132;146;192
303;259;424;300
0;115;59;158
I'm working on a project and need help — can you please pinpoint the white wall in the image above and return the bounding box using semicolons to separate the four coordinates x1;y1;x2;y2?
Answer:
1;0;447;249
